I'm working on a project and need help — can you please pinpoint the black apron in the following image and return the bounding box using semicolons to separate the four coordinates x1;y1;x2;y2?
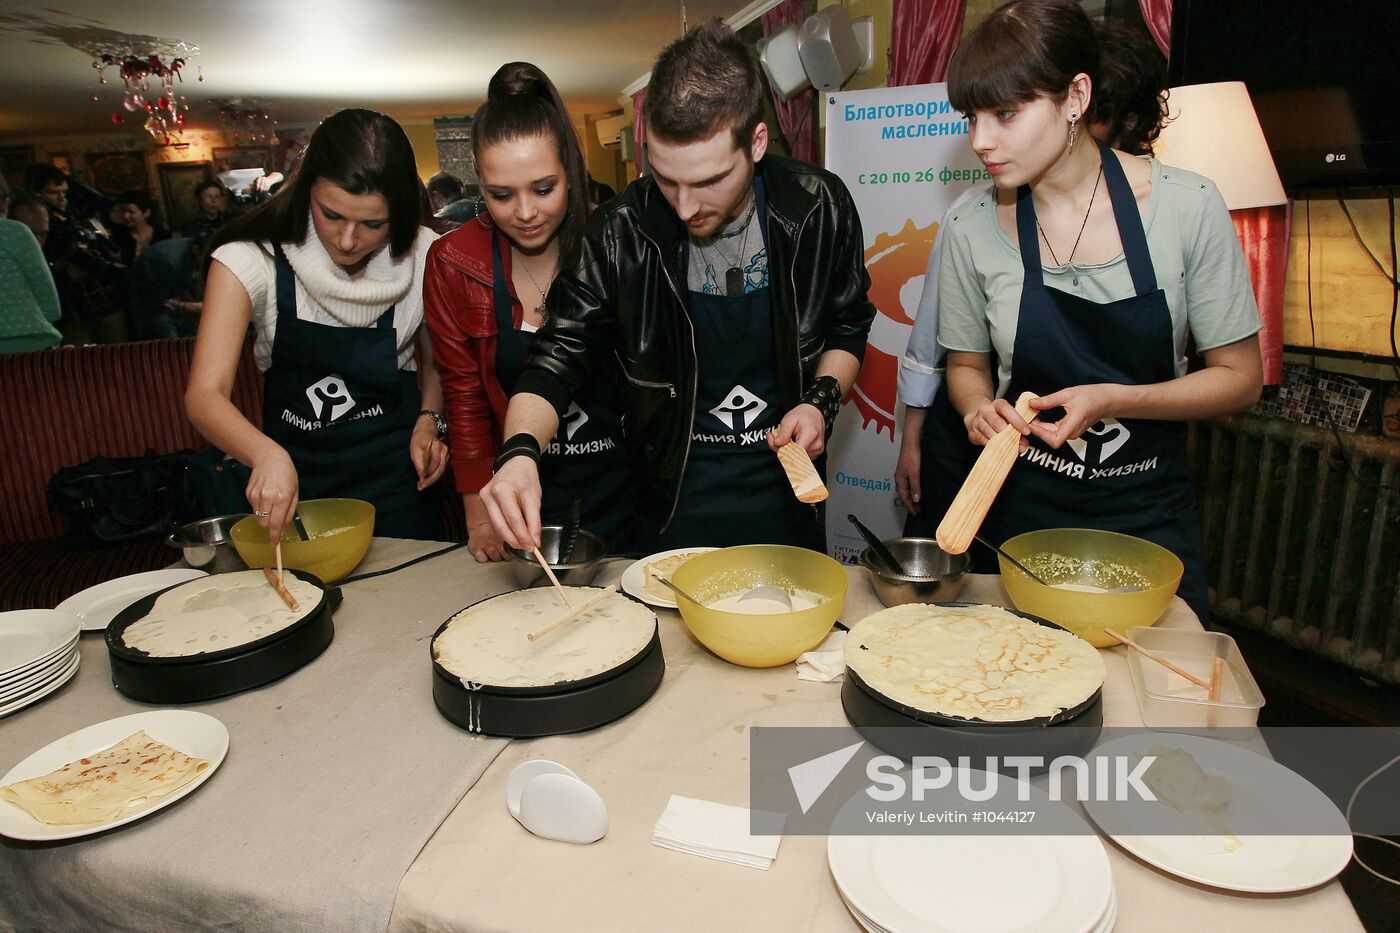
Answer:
978;141;1210;623
490;236;634;551
906;381;978;539
651;187;824;552
261;245;442;540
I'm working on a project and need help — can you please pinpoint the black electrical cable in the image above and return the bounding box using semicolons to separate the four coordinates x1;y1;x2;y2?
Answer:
338;541;467;584
1336;195;1400;288
1304;198;1400;492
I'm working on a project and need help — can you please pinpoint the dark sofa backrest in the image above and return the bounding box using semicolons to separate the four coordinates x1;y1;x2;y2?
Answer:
0;336;263;544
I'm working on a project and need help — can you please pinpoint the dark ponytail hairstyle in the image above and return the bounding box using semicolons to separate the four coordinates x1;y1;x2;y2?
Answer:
472;62;589;263
1092;20;1169;157
207;108;422;263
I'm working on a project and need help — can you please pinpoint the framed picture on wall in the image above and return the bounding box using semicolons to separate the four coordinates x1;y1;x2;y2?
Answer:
85;150;149;197
50;153;73;176
212;146;272;173
158;161;213;235
0;144;35;191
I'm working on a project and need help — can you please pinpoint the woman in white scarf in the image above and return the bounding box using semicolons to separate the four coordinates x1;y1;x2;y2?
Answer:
187;109;449;543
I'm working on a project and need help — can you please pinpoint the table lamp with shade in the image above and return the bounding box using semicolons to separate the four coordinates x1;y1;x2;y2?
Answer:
1152;81;1288;383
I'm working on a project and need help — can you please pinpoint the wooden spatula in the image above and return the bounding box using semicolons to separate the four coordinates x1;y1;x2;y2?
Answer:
776;441;829;503
935;392;1039;555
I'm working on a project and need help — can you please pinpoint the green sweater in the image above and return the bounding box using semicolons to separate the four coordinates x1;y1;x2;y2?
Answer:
0;219;62;353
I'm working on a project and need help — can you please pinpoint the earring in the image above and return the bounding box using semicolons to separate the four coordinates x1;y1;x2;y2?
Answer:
1067;113;1079;152
474;196;493;229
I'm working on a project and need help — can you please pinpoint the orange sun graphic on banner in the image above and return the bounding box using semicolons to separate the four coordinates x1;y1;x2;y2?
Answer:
850;218;941;439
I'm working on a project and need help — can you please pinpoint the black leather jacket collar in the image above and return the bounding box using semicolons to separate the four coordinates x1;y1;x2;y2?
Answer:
516;154;875;532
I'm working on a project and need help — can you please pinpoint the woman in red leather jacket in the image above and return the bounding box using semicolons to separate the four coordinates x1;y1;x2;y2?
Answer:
424;63;632;561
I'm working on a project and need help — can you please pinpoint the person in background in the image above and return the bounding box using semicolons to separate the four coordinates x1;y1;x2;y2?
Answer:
112;190;170;264
24;164;125;344
186;108;449;543
8;192;50;248
0;178;62;352
425;62;631;562
935;0;1261;623
185;179;228;246
896;16;1171;537
425;171;479;234
478;21;876;554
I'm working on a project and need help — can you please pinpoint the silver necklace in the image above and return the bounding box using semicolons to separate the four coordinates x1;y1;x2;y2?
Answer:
514;248;558;317
705;192;756;296
1037;166;1103;268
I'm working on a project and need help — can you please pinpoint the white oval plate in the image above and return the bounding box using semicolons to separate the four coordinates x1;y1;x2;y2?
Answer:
620;548;717;609
0;709;228;840
1081;732;1353;893
0;632;78;690
828;774;1112;933
0;610;82;677
56;569;208;632
0;652;80;719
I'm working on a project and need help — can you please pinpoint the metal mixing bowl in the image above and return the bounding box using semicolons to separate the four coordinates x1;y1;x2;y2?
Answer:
859;537;969;607
167;514;251;573
506;527;608;588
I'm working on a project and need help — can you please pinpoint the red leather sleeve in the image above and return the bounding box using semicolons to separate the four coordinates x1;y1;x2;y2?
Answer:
423;241;499;494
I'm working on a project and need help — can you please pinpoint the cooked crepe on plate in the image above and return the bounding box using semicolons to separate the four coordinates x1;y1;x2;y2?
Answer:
435;586;655;688
1;730;209;825
643;552;702;600
845;603;1105;722
121;570;322;657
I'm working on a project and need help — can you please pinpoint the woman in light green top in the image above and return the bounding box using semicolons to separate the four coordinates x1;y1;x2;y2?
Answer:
936;0;1262;623
0;191;62;354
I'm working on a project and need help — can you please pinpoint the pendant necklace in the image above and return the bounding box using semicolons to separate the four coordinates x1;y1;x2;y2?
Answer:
706;192;756;296
514;248;559;318
1038;165;1103;268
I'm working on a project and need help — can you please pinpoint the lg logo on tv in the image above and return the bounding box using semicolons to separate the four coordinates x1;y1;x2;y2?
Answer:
1325;152;1348;163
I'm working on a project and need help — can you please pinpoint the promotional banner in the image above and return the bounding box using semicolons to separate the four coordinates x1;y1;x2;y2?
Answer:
823;84;987;562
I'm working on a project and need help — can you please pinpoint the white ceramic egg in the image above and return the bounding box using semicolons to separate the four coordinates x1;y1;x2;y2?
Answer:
517;772;609;845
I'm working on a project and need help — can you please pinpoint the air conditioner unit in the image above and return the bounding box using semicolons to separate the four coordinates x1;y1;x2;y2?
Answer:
595;113;630;148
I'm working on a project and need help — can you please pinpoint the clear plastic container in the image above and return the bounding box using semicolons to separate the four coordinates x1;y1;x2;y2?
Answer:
1124;627;1265;731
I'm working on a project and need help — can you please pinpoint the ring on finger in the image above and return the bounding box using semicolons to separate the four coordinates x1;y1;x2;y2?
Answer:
254;510;270;517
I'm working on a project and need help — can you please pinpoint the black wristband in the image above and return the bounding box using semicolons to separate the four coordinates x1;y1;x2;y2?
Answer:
493;433;542;473
802;375;843;431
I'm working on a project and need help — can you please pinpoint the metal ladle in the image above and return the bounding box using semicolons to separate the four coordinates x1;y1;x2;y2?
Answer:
973;535;1143;593
650;573;794;612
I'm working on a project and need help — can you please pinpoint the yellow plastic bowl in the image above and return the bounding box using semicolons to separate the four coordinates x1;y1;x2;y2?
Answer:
998;528;1183;647
230;498;375;584
669;545;847;668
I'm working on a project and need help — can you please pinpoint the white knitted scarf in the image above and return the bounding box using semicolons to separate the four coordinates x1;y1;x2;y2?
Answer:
280;215;416;346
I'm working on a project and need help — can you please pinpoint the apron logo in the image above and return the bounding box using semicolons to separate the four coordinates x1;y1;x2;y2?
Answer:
560;403;590;441
305;376;356;422
1067;418;1131;466
710;384;768;431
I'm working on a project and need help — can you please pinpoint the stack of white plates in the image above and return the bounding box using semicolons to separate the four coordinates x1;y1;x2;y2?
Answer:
0;610;82;718
828;776;1117;933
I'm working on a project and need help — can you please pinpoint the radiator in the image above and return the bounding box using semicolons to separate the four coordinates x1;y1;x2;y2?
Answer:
1188;415;1400;687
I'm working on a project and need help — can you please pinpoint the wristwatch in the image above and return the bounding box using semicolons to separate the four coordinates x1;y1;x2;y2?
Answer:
419;409;448;439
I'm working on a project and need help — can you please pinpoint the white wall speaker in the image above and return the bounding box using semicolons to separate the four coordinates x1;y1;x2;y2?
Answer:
798;6;862;91
758;22;811;101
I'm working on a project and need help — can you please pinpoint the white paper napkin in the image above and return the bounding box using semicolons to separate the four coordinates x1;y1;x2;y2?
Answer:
652;795;784;870
796;629;846;682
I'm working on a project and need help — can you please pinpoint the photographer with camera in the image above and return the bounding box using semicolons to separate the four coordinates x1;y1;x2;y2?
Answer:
25;164;128;344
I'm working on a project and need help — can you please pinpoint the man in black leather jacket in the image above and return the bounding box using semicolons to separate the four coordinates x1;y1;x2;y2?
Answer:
482;20;875;552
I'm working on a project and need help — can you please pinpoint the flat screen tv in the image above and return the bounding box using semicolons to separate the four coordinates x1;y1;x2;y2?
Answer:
1167;0;1400;189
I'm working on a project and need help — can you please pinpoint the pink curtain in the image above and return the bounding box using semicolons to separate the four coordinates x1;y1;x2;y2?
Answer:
1231;204;1288;385
1138;0;1172;57
890;0;966;86
760;0;817;164
631;89;647;174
